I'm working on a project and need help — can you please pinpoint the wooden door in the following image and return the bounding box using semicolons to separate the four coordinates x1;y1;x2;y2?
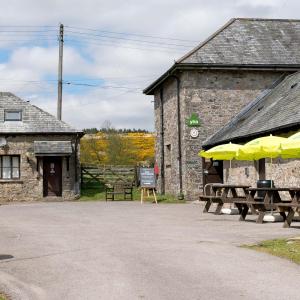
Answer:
43;157;62;197
202;158;223;187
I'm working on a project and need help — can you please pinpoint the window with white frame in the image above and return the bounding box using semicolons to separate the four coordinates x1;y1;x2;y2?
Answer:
0;156;20;179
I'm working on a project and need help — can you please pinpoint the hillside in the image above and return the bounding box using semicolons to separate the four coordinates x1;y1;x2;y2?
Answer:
81;132;155;165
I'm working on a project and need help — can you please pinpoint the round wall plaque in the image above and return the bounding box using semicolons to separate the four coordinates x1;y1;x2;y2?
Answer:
190;128;199;138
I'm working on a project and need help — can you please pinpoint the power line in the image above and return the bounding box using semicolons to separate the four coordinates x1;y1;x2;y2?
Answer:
63;75;153;81
65;36;188;50
0;79;142;91
64;81;142;90
0;33;57;37
65;38;184;53
0;79;57;82
0;76;153;82
0;25;56;27
65;25;198;43
65;30;193;48
0;29;57;33
0;38;57;42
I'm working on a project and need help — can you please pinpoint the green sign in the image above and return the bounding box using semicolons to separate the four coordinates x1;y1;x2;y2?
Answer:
186;113;201;127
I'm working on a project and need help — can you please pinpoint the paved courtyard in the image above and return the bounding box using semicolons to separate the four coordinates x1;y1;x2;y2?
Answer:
0;201;300;300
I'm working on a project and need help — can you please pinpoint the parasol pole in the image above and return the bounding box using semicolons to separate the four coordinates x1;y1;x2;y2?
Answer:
270;134;274;214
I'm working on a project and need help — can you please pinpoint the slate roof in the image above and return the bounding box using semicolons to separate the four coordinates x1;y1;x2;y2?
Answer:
203;72;300;148
0;92;82;134
34;141;73;154
179;18;300;64
144;18;300;94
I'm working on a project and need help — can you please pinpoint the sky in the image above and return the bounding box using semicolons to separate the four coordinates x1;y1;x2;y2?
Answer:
0;0;297;131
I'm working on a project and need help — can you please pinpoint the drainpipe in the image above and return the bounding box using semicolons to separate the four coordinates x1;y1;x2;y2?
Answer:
159;88;165;194
74;134;80;194
170;75;183;199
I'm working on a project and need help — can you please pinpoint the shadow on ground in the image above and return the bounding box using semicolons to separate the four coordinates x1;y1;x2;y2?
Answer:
0;255;14;260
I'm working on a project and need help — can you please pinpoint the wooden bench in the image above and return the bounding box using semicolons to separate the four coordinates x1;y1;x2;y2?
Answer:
199;195;223;214
105;180;133;201
234;199;276;223
275;202;300;228
200;184;223;214
200;183;250;214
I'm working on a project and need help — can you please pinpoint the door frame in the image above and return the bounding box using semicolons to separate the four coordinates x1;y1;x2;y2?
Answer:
202;158;224;189
43;156;62;197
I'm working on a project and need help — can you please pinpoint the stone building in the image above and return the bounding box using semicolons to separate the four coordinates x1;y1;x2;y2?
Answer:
144;18;300;200
0;92;83;202
203;71;300;190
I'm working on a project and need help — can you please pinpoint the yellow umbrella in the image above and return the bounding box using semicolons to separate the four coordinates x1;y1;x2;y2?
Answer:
200;143;243;190
280;131;300;158
237;135;286;215
237;135;286;160
199;142;243;160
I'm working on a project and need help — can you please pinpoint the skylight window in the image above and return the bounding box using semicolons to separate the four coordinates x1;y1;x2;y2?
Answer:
5;110;22;121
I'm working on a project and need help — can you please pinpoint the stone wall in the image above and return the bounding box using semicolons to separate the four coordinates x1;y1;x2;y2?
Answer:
0;134;81;202
224;158;300;197
154;78;179;195
154;69;289;199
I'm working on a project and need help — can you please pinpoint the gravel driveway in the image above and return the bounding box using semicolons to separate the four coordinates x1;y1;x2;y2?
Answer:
0;201;299;300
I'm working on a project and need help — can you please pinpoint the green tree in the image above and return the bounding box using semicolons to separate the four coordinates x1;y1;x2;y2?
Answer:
106;132;136;165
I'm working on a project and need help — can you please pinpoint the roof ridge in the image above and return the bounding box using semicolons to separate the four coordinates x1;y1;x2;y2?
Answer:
234;17;300;22
176;18;237;64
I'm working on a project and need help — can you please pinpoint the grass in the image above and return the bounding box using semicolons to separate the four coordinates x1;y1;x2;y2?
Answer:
80;181;185;203
243;238;300;264
0;294;8;300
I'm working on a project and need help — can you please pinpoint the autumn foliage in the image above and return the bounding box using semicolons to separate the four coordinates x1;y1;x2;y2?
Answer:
81;132;155;166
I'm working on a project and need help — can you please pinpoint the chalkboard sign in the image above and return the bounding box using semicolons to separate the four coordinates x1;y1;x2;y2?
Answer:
139;168;156;188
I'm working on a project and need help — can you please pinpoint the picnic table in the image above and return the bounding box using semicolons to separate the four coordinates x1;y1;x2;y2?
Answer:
234;187;300;225
275;188;300;228
200;184;250;214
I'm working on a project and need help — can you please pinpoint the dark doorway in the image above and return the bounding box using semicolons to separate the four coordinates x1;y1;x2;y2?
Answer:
43;157;62;197
202;158;223;187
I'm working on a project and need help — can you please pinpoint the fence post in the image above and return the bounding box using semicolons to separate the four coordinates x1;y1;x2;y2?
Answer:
134;165;139;187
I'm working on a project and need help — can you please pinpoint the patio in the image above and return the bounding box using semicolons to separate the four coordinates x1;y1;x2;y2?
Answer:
0;201;299;300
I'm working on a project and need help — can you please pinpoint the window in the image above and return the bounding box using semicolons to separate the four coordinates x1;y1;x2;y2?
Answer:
165;144;171;168
0;156;20;179
5;110;22;121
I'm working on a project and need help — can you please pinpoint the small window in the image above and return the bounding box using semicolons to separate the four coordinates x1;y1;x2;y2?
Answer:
165;144;171;168
0;156;20;179
5;110;22;121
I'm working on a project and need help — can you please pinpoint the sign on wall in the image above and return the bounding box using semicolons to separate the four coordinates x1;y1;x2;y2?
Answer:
139;168;156;188
190;128;199;138
186;113;201;127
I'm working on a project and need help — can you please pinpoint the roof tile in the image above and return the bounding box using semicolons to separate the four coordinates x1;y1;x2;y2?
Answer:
0;92;81;134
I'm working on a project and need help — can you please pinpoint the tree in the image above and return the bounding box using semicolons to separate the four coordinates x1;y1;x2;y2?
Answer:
80;121;155;166
83;128;98;134
106;132;136;165
80;133;107;165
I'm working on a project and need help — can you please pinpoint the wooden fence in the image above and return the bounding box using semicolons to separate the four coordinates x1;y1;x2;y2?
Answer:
81;164;137;187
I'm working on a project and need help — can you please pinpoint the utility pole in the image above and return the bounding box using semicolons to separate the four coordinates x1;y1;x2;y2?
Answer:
57;23;64;120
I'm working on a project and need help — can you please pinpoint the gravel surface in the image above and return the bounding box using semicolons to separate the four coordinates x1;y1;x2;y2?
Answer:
0;201;299;300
